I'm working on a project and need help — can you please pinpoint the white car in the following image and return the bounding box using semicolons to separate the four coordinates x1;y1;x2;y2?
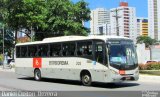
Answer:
146;60;159;63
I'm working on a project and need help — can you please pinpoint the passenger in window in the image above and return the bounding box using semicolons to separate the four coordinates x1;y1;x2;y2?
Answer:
77;48;83;56
36;49;41;56
47;51;50;56
41;52;46;57
52;52;58;56
30;52;33;57
83;49;88;56
25;52;28;57
66;51;70;56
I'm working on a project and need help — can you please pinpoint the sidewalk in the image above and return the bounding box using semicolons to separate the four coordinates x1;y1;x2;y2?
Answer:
0;66;15;72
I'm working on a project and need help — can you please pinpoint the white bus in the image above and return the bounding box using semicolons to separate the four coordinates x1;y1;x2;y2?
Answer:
15;35;139;86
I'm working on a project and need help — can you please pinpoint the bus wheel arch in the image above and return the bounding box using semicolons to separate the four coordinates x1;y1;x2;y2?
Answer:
80;70;92;86
34;68;41;81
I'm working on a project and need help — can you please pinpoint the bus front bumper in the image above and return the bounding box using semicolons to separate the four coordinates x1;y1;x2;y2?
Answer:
111;74;139;82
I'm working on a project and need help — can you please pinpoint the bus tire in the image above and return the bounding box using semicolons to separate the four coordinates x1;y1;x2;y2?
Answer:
81;71;92;86
34;69;41;81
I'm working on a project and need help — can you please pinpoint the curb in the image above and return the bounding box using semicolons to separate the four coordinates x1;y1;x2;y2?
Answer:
140;70;160;76
0;67;15;72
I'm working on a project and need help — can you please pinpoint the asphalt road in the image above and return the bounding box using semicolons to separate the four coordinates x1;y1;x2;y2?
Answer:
0;71;160;97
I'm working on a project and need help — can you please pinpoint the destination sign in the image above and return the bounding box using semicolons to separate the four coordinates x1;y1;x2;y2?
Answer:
108;40;133;45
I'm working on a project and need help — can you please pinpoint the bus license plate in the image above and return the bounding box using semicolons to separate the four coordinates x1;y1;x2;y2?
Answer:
125;77;131;80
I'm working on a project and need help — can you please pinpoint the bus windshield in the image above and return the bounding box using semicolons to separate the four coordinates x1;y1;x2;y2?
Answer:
108;40;138;70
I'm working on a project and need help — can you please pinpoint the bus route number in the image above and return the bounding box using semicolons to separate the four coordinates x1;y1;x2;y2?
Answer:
76;62;81;65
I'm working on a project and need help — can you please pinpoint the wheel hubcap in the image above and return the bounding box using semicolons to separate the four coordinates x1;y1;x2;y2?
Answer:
35;71;40;80
83;75;90;83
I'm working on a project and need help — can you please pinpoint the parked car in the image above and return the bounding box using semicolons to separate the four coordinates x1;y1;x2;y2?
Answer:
146;60;159;63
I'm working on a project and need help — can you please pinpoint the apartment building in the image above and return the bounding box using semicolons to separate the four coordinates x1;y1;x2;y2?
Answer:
110;2;137;42
137;18;148;36
148;0;160;40
90;8;110;35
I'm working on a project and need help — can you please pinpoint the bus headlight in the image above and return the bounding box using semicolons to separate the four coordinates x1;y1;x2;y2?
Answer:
135;70;139;74
110;69;118;75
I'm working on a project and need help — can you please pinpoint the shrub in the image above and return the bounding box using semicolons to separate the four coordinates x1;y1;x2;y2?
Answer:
139;62;160;70
0;54;3;62
139;64;147;70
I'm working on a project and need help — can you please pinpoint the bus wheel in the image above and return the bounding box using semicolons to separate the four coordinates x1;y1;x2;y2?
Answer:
81;73;92;86
34;69;41;81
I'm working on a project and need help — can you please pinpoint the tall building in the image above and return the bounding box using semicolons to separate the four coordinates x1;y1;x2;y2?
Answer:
110;2;137;42
97;24;111;35
148;0;160;40
137;18;148;37
90;8;110;35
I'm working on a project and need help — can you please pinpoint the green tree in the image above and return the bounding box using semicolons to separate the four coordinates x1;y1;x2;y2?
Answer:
45;0;90;38
136;36;157;47
0;28;3;54
0;0;19;44
0;0;18;56
4;29;14;56
64;0;90;36
2;0;48;42
0;23;14;56
1;0;91;42
0;54;3;62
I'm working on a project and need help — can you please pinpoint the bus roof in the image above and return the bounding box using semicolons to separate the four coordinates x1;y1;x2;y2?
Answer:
16;35;131;46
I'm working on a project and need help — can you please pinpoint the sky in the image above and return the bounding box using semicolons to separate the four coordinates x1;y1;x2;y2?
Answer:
72;0;148;28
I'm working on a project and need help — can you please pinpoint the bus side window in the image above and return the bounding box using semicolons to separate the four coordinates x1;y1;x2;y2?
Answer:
28;45;37;57
77;41;92;56
16;47;20;58
50;43;61;57
95;41;104;64
21;46;27;57
37;45;48;57
69;43;76;56
77;43;83;56
62;42;75;56
62;44;67;56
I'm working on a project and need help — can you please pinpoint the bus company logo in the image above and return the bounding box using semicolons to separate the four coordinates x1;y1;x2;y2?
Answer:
33;58;42;68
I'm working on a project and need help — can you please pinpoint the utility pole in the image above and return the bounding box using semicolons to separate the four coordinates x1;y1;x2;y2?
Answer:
30;26;34;42
0;22;4;68
2;25;4;59
31;26;33;42
1;24;5;69
111;8;122;36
